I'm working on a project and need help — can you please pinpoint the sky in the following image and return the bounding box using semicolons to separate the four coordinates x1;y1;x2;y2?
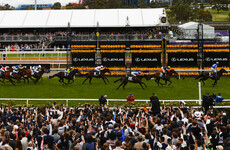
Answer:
0;0;80;7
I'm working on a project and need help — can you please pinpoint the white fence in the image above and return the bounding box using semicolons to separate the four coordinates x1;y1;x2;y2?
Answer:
0;98;229;107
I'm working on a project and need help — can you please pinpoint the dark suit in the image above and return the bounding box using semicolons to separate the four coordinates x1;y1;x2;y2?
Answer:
150;96;160;115
9;139;16;150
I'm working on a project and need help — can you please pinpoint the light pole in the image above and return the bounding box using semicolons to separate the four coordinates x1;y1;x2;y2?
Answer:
66;22;71;69
197;20;204;71
125;16;131;76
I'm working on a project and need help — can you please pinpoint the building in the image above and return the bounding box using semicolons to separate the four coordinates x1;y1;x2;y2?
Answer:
17;4;52;10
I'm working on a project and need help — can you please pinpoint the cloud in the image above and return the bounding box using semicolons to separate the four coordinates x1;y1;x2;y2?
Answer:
1;0;80;7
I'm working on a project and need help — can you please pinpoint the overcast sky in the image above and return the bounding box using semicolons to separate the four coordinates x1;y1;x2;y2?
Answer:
0;0;80;7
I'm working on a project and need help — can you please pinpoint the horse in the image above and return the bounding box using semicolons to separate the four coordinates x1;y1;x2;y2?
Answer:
48;69;81;85
195;69;228;87
0;67;16;85
33;66;47;84
82;68;111;84
114;74;151;90
153;69;178;86
22;68;35;84
12;69;25;83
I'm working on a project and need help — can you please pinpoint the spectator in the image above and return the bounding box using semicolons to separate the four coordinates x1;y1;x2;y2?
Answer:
150;93;160;115
216;93;224;103
98;95;107;106
126;93;135;103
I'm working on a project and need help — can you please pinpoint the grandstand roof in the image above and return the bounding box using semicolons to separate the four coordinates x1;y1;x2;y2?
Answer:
0;8;166;28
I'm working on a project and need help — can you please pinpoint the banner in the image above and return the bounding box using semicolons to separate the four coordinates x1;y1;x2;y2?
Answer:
132;53;161;67
1;64;50;69
204;52;229;67
72;53;95;66
101;53;125;67
168;52;197;67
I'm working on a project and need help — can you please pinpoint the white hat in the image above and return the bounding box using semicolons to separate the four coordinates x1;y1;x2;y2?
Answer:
14;125;19;130
223;113;226;116
194;111;201;118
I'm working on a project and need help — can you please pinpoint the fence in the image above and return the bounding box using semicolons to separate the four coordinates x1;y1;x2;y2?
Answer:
0;82;229;107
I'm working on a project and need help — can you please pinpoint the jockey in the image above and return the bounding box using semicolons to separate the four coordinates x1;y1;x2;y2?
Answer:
0;66;5;75
131;71;141;77
161;66;170;78
65;67;73;76
95;65;103;76
12;66;18;76
211;62;219;77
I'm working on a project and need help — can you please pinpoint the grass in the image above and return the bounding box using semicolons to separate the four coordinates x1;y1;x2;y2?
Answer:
0;77;230;107
207;9;230;22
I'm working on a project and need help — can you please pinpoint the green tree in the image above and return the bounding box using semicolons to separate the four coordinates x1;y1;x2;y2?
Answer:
51;2;61;9
197;9;212;21
139;0;148;8
0;4;15;10
106;0;123;8
66;3;85;9
171;3;191;21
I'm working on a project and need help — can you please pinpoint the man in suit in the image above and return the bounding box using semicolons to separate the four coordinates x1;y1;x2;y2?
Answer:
150;93;160;116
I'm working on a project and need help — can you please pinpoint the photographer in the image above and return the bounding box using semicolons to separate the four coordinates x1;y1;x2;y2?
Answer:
202;92;215;115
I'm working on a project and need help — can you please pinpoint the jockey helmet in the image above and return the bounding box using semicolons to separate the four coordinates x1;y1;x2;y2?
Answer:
101;65;103;68
168;66;171;69
216;62;219;64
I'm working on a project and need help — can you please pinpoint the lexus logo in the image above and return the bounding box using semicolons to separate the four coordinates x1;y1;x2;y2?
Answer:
102;58;124;62
73;58;94;62
171;57;194;62
205;57;228;62
135;58;157;62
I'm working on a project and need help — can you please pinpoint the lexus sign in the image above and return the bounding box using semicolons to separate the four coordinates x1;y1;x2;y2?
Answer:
71;53;95;66
132;53;161;67
101;53;125;67
168;52;197;67
204;52;229;67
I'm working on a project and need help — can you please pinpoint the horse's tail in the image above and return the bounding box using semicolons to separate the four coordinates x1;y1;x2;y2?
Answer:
48;73;58;79
114;78;122;83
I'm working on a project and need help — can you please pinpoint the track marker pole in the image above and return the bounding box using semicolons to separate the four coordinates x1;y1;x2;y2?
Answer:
107;100;109;106
198;82;201;105
66;100;68;107
27;99;29;105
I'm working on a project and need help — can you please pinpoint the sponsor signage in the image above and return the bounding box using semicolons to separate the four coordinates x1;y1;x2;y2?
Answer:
101;53;125;67
204;52;229;67
168;52;197;67
132;53;161;67
72;53;95;66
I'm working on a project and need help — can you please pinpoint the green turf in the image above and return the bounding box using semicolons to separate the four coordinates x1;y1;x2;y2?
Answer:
207;9;230;21
0;77;229;102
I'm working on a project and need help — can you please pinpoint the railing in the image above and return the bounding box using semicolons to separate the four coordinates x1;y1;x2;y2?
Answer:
0;34;163;42
0;98;229;107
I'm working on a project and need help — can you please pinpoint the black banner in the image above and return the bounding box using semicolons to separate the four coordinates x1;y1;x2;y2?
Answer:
101;53;125;67
132;53;161;67
1;64;50;69
204;52;229;67
168;53;197;67
72;53;95;66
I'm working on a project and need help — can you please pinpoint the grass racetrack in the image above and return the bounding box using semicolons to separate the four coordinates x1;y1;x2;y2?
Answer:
0;77;230;101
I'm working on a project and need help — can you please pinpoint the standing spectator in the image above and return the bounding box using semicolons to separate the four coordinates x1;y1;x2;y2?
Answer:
98;95;107;106
150;93;160;115
216;93;224;103
126;93;135;103
202;92;211;115
20;132;28;150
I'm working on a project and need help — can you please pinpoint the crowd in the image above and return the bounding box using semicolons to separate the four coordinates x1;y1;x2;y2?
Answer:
0;94;229;150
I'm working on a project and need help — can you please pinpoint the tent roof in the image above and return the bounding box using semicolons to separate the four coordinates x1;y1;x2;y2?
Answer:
178;22;214;30
0;8;166;28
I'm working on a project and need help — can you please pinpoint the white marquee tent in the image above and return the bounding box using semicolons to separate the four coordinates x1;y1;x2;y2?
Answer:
0;8;167;28
178;22;215;39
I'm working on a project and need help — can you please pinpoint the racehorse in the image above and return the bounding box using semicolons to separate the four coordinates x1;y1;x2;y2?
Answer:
22;68;35;84
153;69;178;86
0;67;16;85
82;68;111;84
195;69;228;87
48;69;81;85
12;69;25;83
114;74;151;90
33;66;47;84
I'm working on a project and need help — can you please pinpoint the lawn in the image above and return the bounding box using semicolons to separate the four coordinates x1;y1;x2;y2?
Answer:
0;77;229;106
207;9;230;22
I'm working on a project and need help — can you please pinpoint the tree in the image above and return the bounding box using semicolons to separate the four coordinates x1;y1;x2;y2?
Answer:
106;0;123;8
139;0;148;8
197;9;212;21
66;3;85;9
0;4;15;10
150;1;169;8
51;2;61;9
170;3;191;21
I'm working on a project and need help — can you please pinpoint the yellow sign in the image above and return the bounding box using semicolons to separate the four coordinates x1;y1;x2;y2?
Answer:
96;32;100;37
